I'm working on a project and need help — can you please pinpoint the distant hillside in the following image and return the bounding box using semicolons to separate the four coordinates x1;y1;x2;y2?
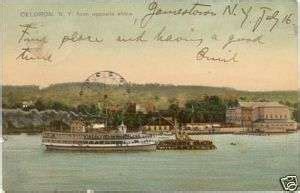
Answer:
2;83;298;110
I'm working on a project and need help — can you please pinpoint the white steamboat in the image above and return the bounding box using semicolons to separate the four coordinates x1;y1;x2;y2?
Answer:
42;121;156;152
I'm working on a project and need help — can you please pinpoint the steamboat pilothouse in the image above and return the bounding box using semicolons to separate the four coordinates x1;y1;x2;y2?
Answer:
42;121;157;151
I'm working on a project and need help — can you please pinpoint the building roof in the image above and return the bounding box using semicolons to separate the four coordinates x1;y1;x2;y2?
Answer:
253;119;296;123
238;102;285;108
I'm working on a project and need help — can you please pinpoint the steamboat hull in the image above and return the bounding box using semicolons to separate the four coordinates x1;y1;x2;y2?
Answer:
43;143;157;152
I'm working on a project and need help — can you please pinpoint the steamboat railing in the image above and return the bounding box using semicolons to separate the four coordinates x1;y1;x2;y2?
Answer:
42;131;156;145
42;131;153;140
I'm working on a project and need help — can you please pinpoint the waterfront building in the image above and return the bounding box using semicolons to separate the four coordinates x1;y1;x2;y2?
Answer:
142;115;175;134
226;102;297;133
185;123;221;130
225;107;241;126
142;125;172;133
70;119;86;133
88;123;107;133
184;123;221;133
143;117;173;132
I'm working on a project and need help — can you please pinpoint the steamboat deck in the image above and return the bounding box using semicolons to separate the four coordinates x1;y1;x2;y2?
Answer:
42;131;157;152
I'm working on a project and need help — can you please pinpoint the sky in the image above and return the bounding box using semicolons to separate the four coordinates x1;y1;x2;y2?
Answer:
1;0;298;91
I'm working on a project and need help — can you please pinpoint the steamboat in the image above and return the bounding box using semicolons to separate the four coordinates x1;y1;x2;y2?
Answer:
42;121;157;152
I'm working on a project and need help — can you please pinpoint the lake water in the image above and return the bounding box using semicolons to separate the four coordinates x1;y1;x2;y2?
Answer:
3;132;300;192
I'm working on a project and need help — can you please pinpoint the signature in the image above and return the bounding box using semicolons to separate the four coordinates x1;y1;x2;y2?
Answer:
196;47;238;63
17;23;52;62
58;32;103;49
222;34;264;49
140;1;216;28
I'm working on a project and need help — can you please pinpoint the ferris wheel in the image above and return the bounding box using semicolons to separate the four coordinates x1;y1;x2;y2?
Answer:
79;71;131;98
78;70;131;121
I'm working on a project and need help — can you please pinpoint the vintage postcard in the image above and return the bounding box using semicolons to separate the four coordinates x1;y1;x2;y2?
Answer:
0;0;299;192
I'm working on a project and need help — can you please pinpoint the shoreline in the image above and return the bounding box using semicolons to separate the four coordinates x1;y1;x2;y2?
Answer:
3;129;299;136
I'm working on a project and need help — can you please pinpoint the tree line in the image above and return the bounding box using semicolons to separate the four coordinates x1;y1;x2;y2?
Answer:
7;95;240;129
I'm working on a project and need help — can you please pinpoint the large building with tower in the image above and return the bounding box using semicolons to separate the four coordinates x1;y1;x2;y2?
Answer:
226;102;297;133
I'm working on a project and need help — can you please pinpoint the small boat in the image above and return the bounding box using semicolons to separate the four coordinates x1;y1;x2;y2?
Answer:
230;142;237;146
